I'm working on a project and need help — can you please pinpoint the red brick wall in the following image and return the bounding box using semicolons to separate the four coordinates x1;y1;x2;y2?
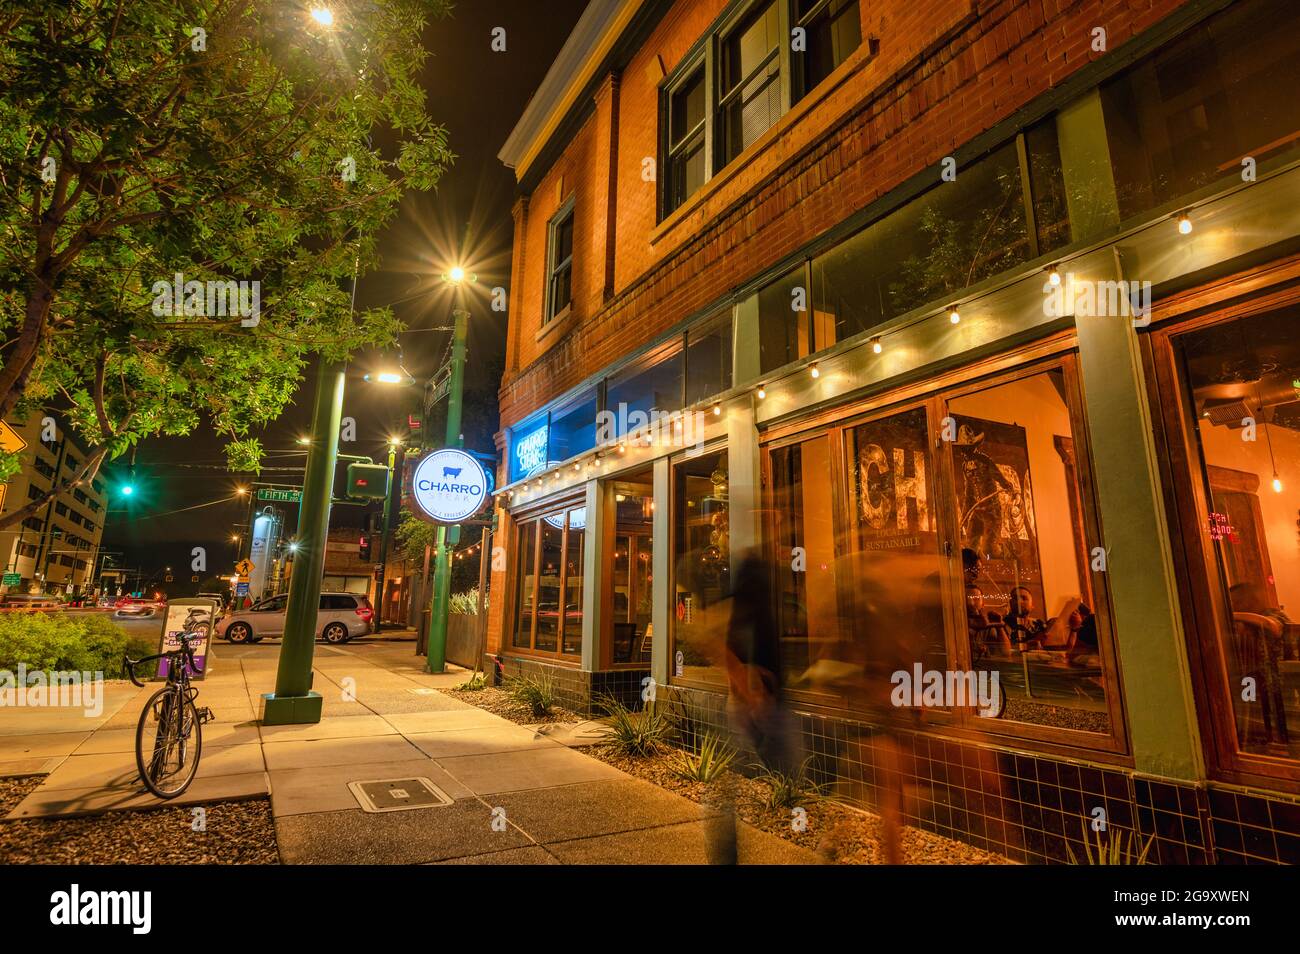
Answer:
499;0;1189;429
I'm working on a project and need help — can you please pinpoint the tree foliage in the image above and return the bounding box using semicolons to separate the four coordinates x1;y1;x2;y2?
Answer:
0;0;455;529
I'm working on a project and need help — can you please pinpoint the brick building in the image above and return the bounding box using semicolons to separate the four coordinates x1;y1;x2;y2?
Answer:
487;0;1300;863
0;415;107;597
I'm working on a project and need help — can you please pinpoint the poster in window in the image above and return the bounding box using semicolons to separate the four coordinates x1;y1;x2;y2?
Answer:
952;415;1044;617
852;408;936;552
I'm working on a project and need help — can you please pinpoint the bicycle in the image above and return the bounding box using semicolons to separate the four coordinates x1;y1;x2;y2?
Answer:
124;631;215;799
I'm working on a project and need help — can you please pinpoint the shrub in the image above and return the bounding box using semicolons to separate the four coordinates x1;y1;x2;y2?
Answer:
505;671;558;717
597;693;675;757
455;671;487;691
0;612;148;678
670;731;736;783
755;757;825;811
1067;820;1155;865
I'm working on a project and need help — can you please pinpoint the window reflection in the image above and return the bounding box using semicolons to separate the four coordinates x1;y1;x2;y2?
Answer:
1178;308;1298;758
672;449;730;685
947;369;1110;733
1101;0;1300;221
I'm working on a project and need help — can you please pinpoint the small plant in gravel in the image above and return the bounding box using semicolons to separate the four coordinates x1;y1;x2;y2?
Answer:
505;672;558;717
669;731;735;783
455;671;487;691
756;757;825;811
1066;819;1155;865
597;693;675;757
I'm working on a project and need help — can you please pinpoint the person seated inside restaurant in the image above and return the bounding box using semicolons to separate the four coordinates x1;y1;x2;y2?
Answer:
966;584;1013;658
1004;585;1050;647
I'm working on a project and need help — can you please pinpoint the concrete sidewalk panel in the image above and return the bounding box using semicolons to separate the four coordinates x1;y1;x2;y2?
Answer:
404;725;563;760
486;778;715;844
274;801;530;864
434;746;625;796
263;735;425;771
268;759;472;816
259;714;397;744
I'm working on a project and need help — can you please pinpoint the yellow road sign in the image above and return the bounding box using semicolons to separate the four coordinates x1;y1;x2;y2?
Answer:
0;421;26;455
234;558;255;575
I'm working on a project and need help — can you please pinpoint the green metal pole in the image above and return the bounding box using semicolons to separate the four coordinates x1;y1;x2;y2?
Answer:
426;307;468;673
261;359;345;725
373;442;403;631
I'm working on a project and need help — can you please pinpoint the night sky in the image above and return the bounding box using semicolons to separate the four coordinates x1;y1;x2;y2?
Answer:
100;0;588;588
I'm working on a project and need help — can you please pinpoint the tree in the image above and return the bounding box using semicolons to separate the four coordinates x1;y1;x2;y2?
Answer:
0;0;455;531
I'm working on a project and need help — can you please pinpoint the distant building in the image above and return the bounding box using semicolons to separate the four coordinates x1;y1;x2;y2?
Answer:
0;416;107;596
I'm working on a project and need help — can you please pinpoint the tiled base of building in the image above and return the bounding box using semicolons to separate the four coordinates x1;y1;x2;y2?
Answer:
656;684;1300;865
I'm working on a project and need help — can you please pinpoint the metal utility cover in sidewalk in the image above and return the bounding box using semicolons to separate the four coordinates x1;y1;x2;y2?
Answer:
348;777;454;813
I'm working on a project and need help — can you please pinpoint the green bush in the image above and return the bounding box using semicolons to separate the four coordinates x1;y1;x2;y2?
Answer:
0;612;152;678
598;693;675;757
756;757;825;811
505;671;558;717
670;731;736;783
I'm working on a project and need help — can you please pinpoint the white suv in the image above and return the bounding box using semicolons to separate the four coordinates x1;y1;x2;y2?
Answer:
217;592;374;644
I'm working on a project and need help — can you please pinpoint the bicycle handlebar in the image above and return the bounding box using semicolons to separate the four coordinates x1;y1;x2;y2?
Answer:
123;631;205;686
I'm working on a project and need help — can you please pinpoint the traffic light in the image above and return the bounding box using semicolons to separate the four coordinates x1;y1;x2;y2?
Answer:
358;532;371;561
347;462;390;499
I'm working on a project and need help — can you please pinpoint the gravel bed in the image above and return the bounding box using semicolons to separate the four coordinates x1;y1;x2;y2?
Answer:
443;685;581;726
585;746;1011;865
0;780;280;865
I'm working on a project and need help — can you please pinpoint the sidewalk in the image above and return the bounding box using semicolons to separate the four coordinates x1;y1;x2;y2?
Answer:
0;643;815;864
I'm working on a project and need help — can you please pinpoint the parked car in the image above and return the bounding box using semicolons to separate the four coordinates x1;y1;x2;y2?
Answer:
216;592;373;644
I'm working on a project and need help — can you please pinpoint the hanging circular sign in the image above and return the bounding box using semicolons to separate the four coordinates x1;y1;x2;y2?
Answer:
411;449;489;524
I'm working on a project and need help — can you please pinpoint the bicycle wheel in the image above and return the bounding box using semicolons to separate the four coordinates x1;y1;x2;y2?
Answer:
135;686;202;799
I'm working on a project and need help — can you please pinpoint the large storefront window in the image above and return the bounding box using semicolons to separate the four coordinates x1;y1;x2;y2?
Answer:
671;448;730;686
511;506;584;659
611;474;655;665
771;435;845;692
1101;0;1300;221
1173;307;1299;762
761;358;1120;743
946;368;1112;734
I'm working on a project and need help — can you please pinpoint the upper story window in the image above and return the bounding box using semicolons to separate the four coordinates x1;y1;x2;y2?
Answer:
718;2;782;167
545;197;575;322
793;0;862;100
661;0;861;218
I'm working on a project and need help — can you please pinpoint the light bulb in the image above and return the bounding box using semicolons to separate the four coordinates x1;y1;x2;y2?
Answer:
756;386;766;400
1048;269;1061;286
809;365;820;379
871;338;883;354
1178;213;1193;235
949;307;960;324
1273;476;1284;493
